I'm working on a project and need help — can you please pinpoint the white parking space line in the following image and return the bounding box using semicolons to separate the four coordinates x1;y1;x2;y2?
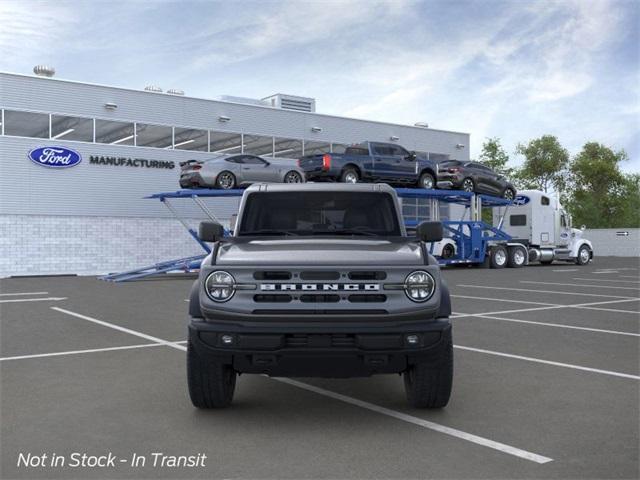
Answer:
0;291;49;296
44;307;555;464
452;298;640;319
0;297;67;304
621;275;640;279
456;284;639;299
51;307;187;352
574;305;640;315
572;278;640;284
274;377;553;464
520;281;640;291
455;345;640;380
0;341;188;362
453;314;639;337
552;269;579;272
451;294;557;306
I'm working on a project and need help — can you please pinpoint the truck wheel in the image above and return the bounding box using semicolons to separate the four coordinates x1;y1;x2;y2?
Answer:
507;246;526;268
419;172;435;190
404;336;453;408
490;245;508;269
187;341;236;408
340;168;359;184
576;245;591;265
216;171;236;189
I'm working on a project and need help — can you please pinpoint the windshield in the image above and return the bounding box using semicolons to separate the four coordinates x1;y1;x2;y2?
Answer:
237;192;402;236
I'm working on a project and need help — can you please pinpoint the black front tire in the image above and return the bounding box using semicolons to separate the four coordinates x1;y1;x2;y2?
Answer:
576;245;591;265
187;341;236;408
404;335;453;408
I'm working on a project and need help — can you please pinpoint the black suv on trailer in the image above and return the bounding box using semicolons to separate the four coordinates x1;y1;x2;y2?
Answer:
187;183;453;408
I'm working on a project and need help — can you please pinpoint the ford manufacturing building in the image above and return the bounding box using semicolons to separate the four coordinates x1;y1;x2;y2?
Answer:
0;70;470;278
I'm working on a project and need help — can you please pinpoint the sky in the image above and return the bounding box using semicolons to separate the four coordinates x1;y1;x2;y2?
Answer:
1;0;638;172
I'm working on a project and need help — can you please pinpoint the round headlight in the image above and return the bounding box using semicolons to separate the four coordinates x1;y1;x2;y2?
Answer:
205;271;236;302
404;270;435;302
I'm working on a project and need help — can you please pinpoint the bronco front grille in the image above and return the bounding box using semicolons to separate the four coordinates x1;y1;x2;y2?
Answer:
285;334;356;348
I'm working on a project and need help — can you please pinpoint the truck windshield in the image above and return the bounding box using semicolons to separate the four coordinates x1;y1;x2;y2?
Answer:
238;192;401;236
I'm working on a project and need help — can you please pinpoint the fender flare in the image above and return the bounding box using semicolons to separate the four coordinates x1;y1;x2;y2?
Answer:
571;239;593;258
437;278;452;318
188;280;203;319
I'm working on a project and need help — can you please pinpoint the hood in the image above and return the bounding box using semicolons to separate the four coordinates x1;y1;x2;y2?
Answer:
216;238;423;266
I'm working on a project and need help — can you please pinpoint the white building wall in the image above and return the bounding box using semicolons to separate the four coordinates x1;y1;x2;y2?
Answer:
0;215;217;277
584;228;640;257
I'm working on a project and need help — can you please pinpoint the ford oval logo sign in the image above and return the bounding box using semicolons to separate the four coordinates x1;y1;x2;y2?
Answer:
28;146;82;168
513;195;530;206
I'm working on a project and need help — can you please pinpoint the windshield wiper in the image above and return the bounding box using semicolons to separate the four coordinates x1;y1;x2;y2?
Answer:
240;229;300;236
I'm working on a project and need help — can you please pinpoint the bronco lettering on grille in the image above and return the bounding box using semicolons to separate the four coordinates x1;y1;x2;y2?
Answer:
260;284;380;291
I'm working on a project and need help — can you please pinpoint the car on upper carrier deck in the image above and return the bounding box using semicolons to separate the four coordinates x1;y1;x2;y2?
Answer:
298;141;440;189
179;154;305;189
437;160;517;200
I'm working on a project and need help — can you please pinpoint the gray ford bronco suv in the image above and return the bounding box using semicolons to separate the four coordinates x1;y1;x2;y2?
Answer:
187;183;453;408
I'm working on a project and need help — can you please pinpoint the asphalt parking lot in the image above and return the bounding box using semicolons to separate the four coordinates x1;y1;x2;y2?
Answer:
1;257;639;479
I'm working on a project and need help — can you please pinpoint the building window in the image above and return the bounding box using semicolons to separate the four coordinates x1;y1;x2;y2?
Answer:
273;137;303;159
244;134;274;156
210;131;243;154
51;114;93;142
3;110;49;138
173;127;208;151
303;141;331;156
135;123;173;148
95;119;135;145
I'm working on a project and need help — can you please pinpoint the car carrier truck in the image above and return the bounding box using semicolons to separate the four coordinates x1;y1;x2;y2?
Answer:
187;183;453;409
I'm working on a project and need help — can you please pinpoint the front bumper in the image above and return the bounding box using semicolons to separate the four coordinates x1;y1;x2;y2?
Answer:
189;317;451;378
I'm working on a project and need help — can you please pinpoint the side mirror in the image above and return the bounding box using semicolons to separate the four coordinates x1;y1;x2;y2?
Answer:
199;221;225;242
416;221;443;242
407;151;417;161
229;214;238;233
581;224;586;231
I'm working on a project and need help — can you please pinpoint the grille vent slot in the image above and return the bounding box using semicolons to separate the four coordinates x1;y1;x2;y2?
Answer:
348;294;387;303
253;271;291;280
300;294;340;303
254;294;292;303
348;271;387;280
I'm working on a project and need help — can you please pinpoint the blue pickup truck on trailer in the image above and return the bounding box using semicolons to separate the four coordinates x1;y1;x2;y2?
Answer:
298;141;440;189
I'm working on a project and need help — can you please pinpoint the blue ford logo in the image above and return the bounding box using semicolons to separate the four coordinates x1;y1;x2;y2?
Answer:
513;195;530;206
28;146;82;168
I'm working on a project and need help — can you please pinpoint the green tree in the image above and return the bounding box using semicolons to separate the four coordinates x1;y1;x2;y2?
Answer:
515;135;569;193
565;142;638;228
479;137;513;176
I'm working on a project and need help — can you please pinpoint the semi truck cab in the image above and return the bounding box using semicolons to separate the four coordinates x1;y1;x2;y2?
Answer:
494;190;593;265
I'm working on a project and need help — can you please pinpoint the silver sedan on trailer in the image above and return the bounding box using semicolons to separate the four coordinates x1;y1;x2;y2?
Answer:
179;154;305;189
